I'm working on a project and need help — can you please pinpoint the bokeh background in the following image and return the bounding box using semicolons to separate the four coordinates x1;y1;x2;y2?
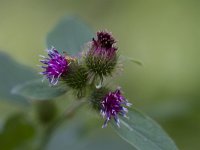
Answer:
0;0;200;150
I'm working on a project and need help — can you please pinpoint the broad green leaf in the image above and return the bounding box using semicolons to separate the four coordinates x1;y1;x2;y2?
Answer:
12;79;68;100
0;113;35;150
47;114;134;150
78;135;135;150
112;109;179;150
46;16;94;55
0;52;37;104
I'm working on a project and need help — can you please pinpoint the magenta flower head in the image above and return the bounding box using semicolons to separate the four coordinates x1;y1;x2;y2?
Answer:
92;31;117;58
101;88;132;128
40;47;69;85
90;87;131;128
85;30;118;81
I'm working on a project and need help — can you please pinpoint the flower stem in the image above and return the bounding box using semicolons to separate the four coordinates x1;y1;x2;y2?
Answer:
37;99;86;150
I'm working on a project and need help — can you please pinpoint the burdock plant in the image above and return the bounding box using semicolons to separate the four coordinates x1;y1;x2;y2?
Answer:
11;17;179;150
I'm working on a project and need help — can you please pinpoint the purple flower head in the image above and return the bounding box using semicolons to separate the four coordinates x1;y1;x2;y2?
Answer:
91;31;117;58
100;88;132;128
40;48;69;85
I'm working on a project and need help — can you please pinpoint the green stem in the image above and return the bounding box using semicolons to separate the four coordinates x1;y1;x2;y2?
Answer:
37;99;86;150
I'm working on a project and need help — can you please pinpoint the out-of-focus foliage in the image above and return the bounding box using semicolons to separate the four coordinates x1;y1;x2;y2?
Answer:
0;0;199;150
0;52;37;104
47;16;94;55
12;79;68;101
0;113;36;150
46;112;135;150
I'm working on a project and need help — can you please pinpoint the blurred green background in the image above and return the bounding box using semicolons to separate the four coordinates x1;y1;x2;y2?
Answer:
0;0;200;150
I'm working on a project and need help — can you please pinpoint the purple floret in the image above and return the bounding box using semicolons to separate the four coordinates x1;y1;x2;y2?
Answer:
40;48;69;85
91;31;117;58
100;88;132;128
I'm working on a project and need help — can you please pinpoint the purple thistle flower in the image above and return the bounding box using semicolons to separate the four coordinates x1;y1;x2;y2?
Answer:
85;31;118;79
40;48;69;85
100;88;132;128
90;31;117;58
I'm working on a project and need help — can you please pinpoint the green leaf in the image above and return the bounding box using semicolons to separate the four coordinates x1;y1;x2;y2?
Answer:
0;113;35;150
78;135;135;150
12;79;68;100
111;109;179;150
46;16;94;55
120;55;143;66
0;52;37;104
47;115;134;150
